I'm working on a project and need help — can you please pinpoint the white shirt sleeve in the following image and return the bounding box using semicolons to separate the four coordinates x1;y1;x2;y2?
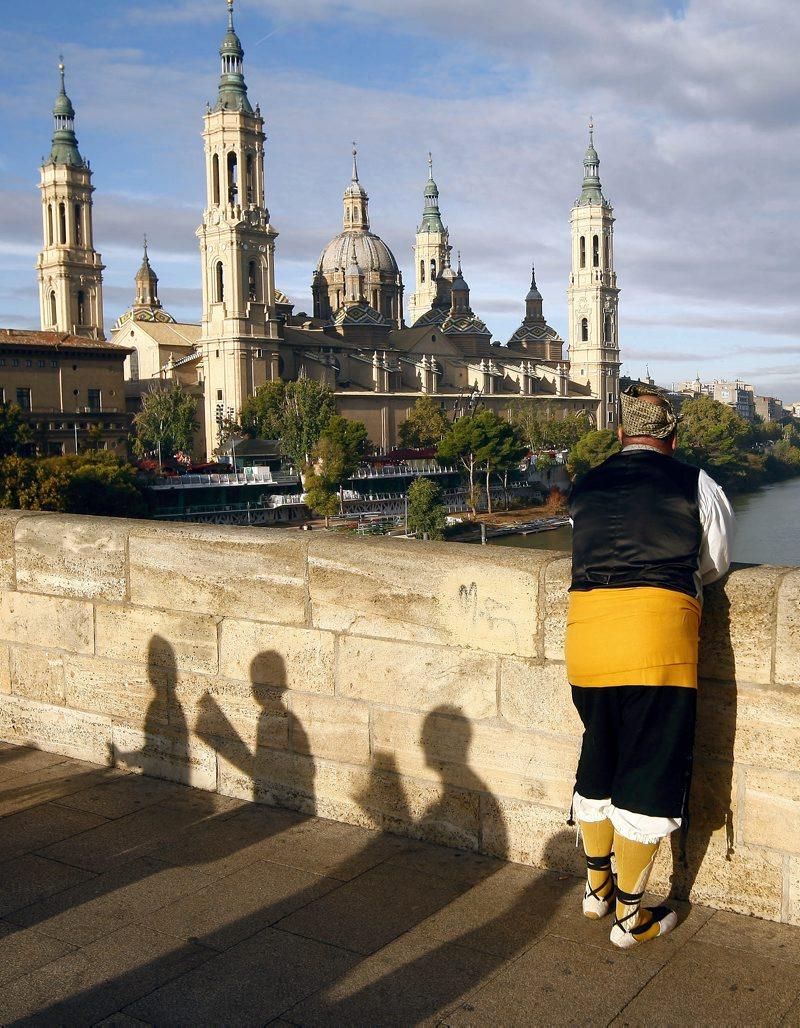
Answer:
697;469;735;586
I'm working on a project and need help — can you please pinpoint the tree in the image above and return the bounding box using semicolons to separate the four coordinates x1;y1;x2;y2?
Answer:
506;402;593;453
279;379;337;469
398;396;449;449
676;396;753;489
567;429;621;479
132;383;198;461
239;381;286;440
0;452;147;518
309;415;369;513
437;414;485;517
406;477;447;540
438;411;525;516
0;402;32;458
474;412;526;514
302;470;340;528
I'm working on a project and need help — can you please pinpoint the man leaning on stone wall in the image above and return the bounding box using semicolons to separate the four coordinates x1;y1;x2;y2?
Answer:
565;385;735;949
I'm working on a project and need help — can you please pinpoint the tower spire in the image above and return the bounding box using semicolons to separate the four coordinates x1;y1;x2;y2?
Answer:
351;142;359;182
215;0;252;113
578;117;605;205
49;57;83;166
343;144;369;230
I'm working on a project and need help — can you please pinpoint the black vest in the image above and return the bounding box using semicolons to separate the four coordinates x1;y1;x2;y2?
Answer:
569;449;702;597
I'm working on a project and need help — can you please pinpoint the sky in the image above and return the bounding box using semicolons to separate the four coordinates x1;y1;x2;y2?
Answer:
1;0;798;400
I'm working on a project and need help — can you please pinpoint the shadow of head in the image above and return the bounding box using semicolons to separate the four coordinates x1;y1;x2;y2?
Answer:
249;651;288;708
421;704;471;770
147;634;177;703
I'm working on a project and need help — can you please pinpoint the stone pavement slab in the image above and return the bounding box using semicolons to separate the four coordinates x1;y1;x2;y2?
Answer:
0;743;800;1026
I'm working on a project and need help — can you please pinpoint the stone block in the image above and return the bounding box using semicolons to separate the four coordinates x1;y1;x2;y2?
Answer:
336;635;497;719
0;642;11;695
0;591;93;655
128;524;306;624
15;515;127;601
481;794;582;873
110;723;217;791
218;620;335;696
700;565;785;685
542;556;571;662
371;706;577;810
696;679;800;772
62;653;169;728
186;673;290;755
10;647;66;705
95;605;218;675
743;767;800;854
789;857;800;927
0;510;42;591
287;691;370;765
500;657;581;737
776;569;800;686
308;533;547;658
0;693;111;764
216;739;316;813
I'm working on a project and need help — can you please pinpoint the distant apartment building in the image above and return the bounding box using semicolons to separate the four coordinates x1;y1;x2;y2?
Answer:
0;330;132;456
754;394;785;422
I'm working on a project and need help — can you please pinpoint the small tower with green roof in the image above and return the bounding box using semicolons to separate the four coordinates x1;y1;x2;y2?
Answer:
567;120;620;428
37;59;105;338
197;0;280;457
409;154;453;326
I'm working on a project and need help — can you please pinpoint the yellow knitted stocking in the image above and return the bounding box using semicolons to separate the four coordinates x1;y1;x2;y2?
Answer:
580;818;615;903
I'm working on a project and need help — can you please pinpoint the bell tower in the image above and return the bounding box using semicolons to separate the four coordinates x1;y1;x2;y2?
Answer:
37;60;105;338
409;154;451;325
197;0;280;455
567;121;620;428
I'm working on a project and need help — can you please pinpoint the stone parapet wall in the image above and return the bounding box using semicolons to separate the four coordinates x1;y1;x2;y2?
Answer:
0;510;798;923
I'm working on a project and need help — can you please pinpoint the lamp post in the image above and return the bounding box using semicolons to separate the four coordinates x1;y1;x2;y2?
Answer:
157;418;163;469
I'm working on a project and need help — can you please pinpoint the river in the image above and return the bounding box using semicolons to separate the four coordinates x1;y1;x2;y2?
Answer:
491;476;800;567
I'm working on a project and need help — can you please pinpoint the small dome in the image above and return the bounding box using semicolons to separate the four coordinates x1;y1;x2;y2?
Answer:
424;177;438;199
220;28;243;56
451;272;469;293
317;230;399;278
53;90;74;119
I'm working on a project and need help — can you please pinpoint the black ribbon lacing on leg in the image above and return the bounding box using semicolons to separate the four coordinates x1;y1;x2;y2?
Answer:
585;854;613;902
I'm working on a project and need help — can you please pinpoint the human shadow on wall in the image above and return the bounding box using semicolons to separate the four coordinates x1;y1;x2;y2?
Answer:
670;578;737;904
110;635;190;783
195;651;315;813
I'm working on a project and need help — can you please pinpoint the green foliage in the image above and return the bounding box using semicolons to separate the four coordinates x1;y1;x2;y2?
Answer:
0;403;32;458
239;381;286;440
406;477;447;540
132;383;198;460
506;403;593;453
438;410;526;515
245;378;337;468
314;415;369;484
0;452;147;517
302;470;340;527
567;429;621;479
398;396;449;448
676;396;754;490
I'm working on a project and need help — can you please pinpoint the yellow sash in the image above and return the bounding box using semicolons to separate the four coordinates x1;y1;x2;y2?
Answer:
565;586;701;688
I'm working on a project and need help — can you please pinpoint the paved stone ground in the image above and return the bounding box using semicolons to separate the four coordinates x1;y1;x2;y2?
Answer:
1;741;800;1027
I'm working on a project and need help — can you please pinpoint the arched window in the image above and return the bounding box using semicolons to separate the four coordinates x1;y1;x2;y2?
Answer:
58;203;67;244
581;318;589;342
579;236;586;269
372;289;378;309
430;258;436;279
604;313;613;342
212;154;220;205
49;290;57;327
346;208;351;223
420;260;425;283
215;261;224;303
227;151;238;204
77;290;86;325
245;153;254;204
592;234;599;267
47;204;53;246
247;260;258;302
74;204;82;246
604;235;610;269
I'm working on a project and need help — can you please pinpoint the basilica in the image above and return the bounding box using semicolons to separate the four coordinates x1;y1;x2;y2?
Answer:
35;0;621;459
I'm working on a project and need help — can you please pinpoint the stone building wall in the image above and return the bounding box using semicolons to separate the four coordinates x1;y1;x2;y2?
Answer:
0;510;798;923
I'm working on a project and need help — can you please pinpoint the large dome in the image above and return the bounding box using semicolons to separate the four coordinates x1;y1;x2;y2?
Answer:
317;230;399;277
